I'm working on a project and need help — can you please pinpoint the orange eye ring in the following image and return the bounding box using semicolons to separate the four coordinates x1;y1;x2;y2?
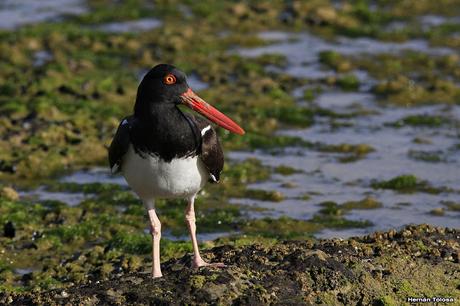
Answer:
163;74;176;85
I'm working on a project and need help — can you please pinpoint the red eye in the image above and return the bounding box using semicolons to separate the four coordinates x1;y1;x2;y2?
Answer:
163;74;176;85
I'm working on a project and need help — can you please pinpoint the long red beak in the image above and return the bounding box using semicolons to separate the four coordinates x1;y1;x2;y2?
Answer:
180;88;245;135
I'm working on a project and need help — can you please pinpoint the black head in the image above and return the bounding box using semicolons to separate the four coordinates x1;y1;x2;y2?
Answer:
134;64;189;116
132;64;245;135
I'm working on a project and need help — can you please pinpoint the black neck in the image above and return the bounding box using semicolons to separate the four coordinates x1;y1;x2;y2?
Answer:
130;103;201;162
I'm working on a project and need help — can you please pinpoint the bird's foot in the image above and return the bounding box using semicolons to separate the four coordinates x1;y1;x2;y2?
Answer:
192;258;226;269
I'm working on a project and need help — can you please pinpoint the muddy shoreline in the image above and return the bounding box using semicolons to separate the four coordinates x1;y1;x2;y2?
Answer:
2;224;458;305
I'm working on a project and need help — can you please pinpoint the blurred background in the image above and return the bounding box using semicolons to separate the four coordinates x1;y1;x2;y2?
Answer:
0;0;459;291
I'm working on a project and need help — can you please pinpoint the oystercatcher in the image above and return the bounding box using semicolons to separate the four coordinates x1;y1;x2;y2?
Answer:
109;64;245;278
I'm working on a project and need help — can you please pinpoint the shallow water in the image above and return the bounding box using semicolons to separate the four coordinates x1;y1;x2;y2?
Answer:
187;74;209;91
0;0;86;29
0;1;162;34
96;18;162;33
14;267;37;276
19;167;125;206
236;31;454;85
232;30;460;238
385;14;460;35
61;167;127;185
161;230;238;242
419;15;460;30
32;50;53;67
19;187;89;207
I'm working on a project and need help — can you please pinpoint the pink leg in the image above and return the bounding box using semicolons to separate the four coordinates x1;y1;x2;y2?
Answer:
185;196;226;269
145;200;162;278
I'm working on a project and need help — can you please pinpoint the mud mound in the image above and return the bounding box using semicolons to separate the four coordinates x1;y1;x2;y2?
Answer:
2;224;459;305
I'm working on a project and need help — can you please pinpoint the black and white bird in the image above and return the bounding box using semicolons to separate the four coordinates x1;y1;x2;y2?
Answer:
108;64;245;278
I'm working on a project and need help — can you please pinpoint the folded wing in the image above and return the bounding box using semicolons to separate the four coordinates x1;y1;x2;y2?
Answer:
108;116;133;174
189;115;224;183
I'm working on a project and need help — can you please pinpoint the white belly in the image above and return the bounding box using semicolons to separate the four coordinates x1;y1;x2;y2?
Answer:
122;145;208;200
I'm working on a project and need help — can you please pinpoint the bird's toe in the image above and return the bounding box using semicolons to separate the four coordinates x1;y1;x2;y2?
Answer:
192;258;226;269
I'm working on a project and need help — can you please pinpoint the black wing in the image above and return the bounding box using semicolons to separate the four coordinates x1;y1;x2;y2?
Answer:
189;115;224;183
108;116;133;174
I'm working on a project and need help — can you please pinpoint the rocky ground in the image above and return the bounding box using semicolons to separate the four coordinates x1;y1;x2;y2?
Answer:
1;224;458;305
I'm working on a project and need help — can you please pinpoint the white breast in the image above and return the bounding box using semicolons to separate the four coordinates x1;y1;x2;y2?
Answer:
122;145;208;200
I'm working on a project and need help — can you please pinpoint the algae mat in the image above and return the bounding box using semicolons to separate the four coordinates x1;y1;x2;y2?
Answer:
1;225;458;305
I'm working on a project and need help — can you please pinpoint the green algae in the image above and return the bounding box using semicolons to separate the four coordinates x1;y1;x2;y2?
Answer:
347;52;460;106
441;201;460;212
218;158;271;187
0;184;377;292
391;114;447;127
213;235;277;248
279;197;381;231
274;165;301;176
408;150;444;163
317;201;344;216
0;194;203;290
373;174;417;190
371;174;450;194
0;155;287;291
319;50;353;72
311;201;372;229
374;76;460;106
317;143;374;154
262;106;314;127
108;232;151;255
302;88;318;102
351;52;459;81
342;197;382;210
336;74;360;91
240;189;284;202
243;134;312;150
429;208;445;216
400;115;445;127
316;142;375;162
5;224;457;305
241;217;320;239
